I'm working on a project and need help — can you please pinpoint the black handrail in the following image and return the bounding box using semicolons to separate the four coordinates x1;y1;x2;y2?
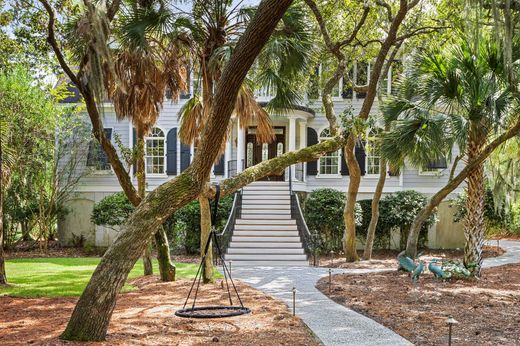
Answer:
214;190;242;264
290;190;312;259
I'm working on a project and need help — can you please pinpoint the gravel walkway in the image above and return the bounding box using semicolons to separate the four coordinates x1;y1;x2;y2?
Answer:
231;240;520;346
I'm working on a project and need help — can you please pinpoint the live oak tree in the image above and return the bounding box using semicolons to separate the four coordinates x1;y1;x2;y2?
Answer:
304;0;445;261
383;2;520;277
385;41;520;275
175;1;314;282
39;0;346;340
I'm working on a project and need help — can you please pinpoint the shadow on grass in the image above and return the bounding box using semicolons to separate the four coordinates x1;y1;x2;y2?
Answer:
0;258;204;298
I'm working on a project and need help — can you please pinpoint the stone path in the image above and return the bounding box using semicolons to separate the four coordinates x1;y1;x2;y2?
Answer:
231;240;520;346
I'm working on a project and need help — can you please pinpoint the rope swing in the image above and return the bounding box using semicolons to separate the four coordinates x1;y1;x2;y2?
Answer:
175;184;251;318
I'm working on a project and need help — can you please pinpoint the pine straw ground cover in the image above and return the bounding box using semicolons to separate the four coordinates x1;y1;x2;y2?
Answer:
317;263;520;345
0;276;320;346
318;245;505;269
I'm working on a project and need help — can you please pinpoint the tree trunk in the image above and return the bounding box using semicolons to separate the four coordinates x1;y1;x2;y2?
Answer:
343;137;360;262
363;157;387;260
404;118;520;258
463;137;485;276
155;225;175;282
136;130;153;276
199;196;213;283
60;1;293;340
0;136;6;286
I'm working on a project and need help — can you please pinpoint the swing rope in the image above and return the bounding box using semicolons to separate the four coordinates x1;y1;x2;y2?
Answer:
176;184;250;318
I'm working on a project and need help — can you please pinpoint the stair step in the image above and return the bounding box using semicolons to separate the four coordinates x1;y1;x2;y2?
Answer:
227;248;304;254
231;236;301;242
242;205;290;210
225;260;309;266
242;195;290;200
242;200;290;206
234;231;299;236
235;224;297;231
236;219;296;225
241;213;291;219
229;242;302;248
225;254;307;261
242;190;289;195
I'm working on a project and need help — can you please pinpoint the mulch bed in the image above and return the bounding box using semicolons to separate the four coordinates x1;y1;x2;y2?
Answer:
318;245;505;270
0;277;319;346
317;264;520;345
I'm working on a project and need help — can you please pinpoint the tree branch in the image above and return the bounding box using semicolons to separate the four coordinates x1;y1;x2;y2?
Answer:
38;0;80;87
395;25;451;42
337;6;371;48
205;134;348;198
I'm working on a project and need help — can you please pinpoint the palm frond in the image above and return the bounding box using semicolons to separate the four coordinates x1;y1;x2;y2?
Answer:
178;95;204;145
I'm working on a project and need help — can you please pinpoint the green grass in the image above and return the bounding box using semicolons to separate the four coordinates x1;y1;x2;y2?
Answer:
0;257;203;298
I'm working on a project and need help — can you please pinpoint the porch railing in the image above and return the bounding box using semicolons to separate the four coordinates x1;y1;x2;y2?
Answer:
214;190;242;264
289;165;312;259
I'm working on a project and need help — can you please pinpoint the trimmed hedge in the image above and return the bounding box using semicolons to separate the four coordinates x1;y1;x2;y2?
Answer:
303;188;362;253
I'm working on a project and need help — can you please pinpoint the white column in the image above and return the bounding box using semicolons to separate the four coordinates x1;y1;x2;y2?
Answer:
289;117;297;180
224;135;231;178
236;119;245;173
299;120;307;182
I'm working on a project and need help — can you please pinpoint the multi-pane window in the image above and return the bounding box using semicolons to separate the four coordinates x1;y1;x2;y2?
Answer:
145;128;165;174
318;128;340;175
366;130;381;175
86;128;112;171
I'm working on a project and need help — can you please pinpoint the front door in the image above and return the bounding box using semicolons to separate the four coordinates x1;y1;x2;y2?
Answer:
245;127;285;181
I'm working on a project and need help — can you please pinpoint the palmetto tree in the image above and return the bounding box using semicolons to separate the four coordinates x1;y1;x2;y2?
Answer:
110;0;188;278
381;37;514;276
173;0;314;282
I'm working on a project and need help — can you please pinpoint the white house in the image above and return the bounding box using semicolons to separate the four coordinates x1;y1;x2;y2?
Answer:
58;62;465;265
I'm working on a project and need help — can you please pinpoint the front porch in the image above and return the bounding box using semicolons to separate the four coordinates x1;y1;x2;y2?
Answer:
222;110;313;184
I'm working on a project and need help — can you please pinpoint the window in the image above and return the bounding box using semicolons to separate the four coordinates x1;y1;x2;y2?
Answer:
419;158;447;175
261;143;269;161
86;128;112;171
366;130;381;176
277;142;284;157
318;128;341;176
246;142;254;168
356;62;369;99
145;128;165;174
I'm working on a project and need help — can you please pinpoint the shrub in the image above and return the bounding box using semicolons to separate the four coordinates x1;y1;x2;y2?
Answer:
452;187;516;236
91;192;233;254
357;190;435;250
164;195;234;254
303;188;362;253
91;192;134;228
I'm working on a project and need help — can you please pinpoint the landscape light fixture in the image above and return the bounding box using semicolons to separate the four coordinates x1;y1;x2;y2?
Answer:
446;315;459;346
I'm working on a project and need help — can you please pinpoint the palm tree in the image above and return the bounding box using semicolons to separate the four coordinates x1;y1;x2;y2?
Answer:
63;0;186;279
175;1;314;282
381;37;513;276
108;0;189;278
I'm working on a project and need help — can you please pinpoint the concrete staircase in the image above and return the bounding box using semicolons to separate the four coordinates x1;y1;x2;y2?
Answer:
225;181;308;266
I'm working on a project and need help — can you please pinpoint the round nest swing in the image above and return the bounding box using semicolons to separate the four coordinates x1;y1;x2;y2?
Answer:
175;184;251;319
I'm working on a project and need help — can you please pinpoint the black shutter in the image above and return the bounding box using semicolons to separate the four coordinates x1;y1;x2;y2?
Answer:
180;142;191;172
307;127;319;175
214;154;225;176
132;128;136;175
355;140;366;176
340;148;349;175
166;128;178;175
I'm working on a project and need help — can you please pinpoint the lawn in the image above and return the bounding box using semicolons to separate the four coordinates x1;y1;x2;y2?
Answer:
0;258;202;298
